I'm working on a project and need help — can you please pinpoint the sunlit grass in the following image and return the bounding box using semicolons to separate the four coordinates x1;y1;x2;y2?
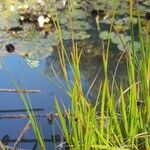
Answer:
55;0;150;150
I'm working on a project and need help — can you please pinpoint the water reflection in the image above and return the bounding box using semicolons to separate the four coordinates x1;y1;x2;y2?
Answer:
44;41;128;102
0;54;70;149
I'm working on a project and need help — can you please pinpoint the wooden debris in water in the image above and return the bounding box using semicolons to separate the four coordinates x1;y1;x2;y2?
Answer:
56;131;66;149
0;108;44;113
4;137;60;143
0;141;12;150
0;113;58;120
12;121;31;150
0;88;41;93
0;140;30;150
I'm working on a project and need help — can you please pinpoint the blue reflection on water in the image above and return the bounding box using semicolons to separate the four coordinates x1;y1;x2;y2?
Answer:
0;54;71;149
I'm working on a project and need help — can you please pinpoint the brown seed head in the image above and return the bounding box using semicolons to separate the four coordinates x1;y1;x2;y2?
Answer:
145;12;150;21
5;43;15;53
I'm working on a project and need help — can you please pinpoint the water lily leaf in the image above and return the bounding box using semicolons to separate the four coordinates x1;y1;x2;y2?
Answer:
27;46;53;60
62;29;90;40
117;41;140;52
117;43;126;51
70;9;90;19
99;31;109;40
47;33;60;46
58;14;68;25
111;33;122;44
111;33;131;45
61;30;72;40
25;59;39;68
74;31;90;40
132;41;141;51
115;19;124;25
66;20;91;30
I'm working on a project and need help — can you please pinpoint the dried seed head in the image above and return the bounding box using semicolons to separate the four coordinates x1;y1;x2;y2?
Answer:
145;11;150;21
5;43;15;53
91;9;99;17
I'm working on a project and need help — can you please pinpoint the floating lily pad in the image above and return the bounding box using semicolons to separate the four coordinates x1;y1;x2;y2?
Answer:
99;31;109;40
111;33;129;44
67;20;91;30
70;9;90;19
25;58;39;68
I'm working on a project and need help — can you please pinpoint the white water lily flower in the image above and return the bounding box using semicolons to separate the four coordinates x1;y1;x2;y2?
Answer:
62;0;67;7
38;16;49;28
57;0;67;9
38;0;45;6
10;5;15;12
23;4;29;9
18;5;23;9
38;16;44;27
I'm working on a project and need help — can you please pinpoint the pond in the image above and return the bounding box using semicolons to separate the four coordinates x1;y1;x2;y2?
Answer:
0;0;149;149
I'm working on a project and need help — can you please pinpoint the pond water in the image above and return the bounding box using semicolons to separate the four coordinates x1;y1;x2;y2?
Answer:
0;54;71;149
0;39;127;150
0;0;149;149
0;46;128;149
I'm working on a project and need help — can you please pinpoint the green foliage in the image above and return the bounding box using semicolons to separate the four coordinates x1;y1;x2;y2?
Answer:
1;0;150;149
55;1;150;150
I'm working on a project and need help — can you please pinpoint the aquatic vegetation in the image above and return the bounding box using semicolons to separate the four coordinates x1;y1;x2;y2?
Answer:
100;31;141;51
54;1;150;150
0;0;149;68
